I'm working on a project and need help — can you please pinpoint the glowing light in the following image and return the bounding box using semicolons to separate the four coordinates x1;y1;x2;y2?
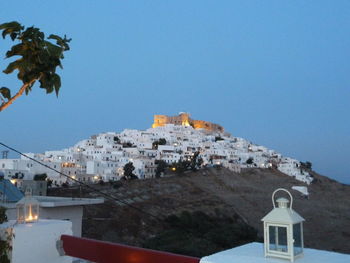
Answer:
182;120;190;127
16;188;39;224
25;205;36;222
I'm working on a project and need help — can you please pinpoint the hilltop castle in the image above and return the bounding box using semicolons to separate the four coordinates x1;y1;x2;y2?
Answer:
152;112;224;133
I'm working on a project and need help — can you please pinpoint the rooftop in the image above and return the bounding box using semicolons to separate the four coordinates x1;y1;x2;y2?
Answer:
35;196;104;207
0;179;24;202
0;196;104;208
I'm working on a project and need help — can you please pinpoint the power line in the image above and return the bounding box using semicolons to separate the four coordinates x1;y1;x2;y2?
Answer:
0;142;162;221
0;142;243;247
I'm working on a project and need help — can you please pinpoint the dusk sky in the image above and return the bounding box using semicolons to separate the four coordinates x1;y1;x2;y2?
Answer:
0;1;349;184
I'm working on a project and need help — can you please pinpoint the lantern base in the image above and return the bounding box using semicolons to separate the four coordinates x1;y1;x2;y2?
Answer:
265;251;303;262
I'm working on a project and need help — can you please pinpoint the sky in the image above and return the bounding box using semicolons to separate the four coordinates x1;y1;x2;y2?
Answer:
0;1;349;184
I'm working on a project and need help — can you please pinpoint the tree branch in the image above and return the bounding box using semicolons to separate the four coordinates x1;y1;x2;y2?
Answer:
0;79;37;112
0;94;5;104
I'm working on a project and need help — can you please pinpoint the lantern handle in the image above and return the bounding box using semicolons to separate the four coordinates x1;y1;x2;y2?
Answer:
272;188;293;210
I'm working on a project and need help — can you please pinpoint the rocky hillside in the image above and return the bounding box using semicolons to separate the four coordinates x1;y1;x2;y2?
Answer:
50;167;350;254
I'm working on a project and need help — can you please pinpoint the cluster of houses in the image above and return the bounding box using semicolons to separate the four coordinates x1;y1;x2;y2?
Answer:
0;118;313;188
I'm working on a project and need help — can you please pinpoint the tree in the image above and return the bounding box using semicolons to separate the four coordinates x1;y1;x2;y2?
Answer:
122;162;138;180
122;142;135;148
155;160;167;178
12;172;24;179
215;136;224;142
189;151;203;171
170;152;203;174
0;207;7;224
246;157;254;165
0;21;71;111
0;206;10;263
33;173;47;181
172;158;190;174
46;178;53;188
300;161;312;170
158;138;166;145
152;138;167;150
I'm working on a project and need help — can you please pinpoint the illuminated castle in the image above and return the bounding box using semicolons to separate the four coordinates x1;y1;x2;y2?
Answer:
152;112;224;133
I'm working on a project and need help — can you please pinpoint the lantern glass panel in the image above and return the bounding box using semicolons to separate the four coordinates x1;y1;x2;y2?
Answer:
269;225;288;253
25;203;38;222
293;223;302;255
17;204;25;223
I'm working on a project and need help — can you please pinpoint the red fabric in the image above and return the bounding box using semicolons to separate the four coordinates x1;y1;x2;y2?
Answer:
61;235;200;263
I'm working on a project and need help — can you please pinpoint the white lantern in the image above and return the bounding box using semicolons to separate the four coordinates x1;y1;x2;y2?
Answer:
261;188;304;262
16;188;40;223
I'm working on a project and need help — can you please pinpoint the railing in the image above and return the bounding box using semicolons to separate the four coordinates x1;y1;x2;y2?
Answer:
61;235;200;263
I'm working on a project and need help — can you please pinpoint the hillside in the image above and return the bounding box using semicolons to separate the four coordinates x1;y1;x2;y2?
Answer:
50;168;350;255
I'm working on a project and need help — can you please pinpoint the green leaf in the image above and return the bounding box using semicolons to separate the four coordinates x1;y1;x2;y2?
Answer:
0;21;23;39
2;28;11;39
5;43;25;58
43;41;61;57
10;32;17;41
48;34;71;51
52;73;61;96
0;21;23;30
3;60;20;74
0;87;11;100
48;34;63;42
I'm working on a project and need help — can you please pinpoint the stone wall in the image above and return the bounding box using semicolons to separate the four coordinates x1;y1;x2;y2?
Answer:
152;113;224;133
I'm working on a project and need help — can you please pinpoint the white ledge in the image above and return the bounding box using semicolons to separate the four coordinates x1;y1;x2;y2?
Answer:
200;243;350;263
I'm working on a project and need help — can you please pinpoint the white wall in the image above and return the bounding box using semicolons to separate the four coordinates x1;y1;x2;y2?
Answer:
1;220;72;263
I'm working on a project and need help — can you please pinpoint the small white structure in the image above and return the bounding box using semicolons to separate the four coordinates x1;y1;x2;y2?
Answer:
292;186;309;197
261;188;304;262
0;220;72;263
3;196;104;237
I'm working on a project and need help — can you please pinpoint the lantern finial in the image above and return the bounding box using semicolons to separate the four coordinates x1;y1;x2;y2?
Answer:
25;187;33;197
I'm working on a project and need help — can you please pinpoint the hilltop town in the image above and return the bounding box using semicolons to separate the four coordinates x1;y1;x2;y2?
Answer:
0;113;313;187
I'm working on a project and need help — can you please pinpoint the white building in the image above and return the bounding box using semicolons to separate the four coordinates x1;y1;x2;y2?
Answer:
1;123;313;185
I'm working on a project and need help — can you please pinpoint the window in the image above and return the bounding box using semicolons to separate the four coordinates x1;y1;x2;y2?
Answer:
268;225;288;253
293;223;302;255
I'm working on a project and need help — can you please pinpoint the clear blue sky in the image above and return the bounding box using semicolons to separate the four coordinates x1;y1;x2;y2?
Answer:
0;1;349;184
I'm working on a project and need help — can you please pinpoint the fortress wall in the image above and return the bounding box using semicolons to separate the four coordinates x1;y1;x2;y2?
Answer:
152;113;223;132
192;120;224;132
152;115;169;128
